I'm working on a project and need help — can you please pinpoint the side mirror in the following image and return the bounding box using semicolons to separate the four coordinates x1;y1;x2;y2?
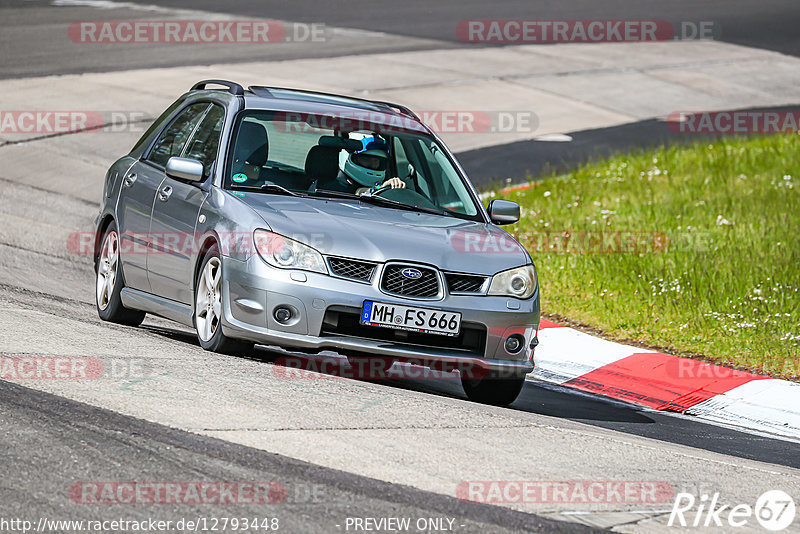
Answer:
165;157;204;182
487;199;520;225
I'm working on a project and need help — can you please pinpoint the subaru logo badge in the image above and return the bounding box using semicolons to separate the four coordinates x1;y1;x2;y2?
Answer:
401;268;423;280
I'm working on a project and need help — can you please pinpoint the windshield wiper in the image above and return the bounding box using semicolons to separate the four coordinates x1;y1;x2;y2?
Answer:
259;183;302;196
230;183;303;197
357;194;454;217
305;189;360;200
308;188;454;217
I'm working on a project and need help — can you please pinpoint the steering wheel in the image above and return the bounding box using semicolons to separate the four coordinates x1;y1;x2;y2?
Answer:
370;164;419;197
369;185;393;196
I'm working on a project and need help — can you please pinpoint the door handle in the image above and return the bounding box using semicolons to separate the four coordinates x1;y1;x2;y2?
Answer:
158;185;173;202
122;173;137;187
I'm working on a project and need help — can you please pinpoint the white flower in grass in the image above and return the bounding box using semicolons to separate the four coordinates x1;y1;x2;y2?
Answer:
543;191;551;197
600;209;616;220
715;215;734;226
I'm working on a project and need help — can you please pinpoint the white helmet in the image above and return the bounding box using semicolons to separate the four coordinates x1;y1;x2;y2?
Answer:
343;136;389;187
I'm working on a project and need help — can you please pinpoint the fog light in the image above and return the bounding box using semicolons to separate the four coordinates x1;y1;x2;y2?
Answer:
505;335;524;354
274;307;292;324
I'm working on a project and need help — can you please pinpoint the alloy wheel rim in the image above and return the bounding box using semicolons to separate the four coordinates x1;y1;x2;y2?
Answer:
196;257;222;342
96;231;118;310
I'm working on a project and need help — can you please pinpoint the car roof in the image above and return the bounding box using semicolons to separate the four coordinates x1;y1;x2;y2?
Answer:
244;86;429;134
187;80;430;134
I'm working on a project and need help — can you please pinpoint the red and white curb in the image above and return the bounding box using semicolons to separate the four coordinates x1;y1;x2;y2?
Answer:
479;182;537;201
532;319;800;439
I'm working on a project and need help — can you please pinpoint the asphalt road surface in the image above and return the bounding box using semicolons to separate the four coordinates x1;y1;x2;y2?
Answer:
0;380;591;534
3;0;799;79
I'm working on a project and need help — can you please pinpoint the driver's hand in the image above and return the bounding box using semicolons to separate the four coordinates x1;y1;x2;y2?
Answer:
382;177;406;189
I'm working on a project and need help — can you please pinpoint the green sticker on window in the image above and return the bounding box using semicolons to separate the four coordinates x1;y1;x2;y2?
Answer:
232;173;248;183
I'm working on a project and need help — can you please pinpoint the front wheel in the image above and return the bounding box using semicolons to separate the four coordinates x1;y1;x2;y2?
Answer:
95;222;146;326
461;372;526;406
194;246;253;355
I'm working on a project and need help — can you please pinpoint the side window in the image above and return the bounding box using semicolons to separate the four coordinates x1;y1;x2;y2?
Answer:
394;137;431;198
130;97;185;155
147;103;209;168
417;140;476;215
393;137;410;179
183;104;225;178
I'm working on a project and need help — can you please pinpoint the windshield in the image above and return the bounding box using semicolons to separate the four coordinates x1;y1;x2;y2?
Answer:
225;110;482;220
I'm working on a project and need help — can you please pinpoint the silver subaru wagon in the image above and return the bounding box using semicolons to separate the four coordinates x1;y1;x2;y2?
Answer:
94;80;540;405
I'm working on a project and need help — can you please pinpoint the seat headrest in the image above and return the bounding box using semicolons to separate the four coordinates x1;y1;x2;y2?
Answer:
234;121;269;167
304;145;340;182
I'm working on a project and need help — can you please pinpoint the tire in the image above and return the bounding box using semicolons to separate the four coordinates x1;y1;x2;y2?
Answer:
95;222;146;326
462;372;526;406
194;245;253;355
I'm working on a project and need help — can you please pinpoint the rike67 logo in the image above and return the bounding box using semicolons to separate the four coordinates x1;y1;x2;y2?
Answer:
669;490;796;531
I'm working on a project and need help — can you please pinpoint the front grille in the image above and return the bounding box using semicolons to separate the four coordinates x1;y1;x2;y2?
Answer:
381;264;440;298
321;308;486;356
444;273;487;293
328;257;376;282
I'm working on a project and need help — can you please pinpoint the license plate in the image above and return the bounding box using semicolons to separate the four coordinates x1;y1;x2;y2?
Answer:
360;301;461;337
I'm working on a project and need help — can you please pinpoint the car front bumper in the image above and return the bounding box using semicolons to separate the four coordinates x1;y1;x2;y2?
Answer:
219;254;539;375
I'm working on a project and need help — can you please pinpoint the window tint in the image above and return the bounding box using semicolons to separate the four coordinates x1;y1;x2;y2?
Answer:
147;103;209;168
183;104;225;178
392;137;410;179
225;111;482;221
130;97;185;155
412;138;477;216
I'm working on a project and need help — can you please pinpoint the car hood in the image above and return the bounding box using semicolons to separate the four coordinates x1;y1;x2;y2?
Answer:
236;193;529;275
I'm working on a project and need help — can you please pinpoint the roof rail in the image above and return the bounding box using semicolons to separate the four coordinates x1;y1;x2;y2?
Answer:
247;85;421;120
372;101;420;121
191;79;244;96
249;85;379;105
248;86;273;97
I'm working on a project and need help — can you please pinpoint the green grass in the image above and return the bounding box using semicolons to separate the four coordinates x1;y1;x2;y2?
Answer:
502;134;800;379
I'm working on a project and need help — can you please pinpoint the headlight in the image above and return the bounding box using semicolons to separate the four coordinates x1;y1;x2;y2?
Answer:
488;264;537;299
253;229;328;274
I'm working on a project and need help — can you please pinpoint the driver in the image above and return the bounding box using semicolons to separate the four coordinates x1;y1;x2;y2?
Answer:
317;135;406;195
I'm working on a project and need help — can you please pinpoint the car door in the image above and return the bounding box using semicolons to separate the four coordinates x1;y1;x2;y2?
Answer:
118;102;209;293
148;103;225;304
